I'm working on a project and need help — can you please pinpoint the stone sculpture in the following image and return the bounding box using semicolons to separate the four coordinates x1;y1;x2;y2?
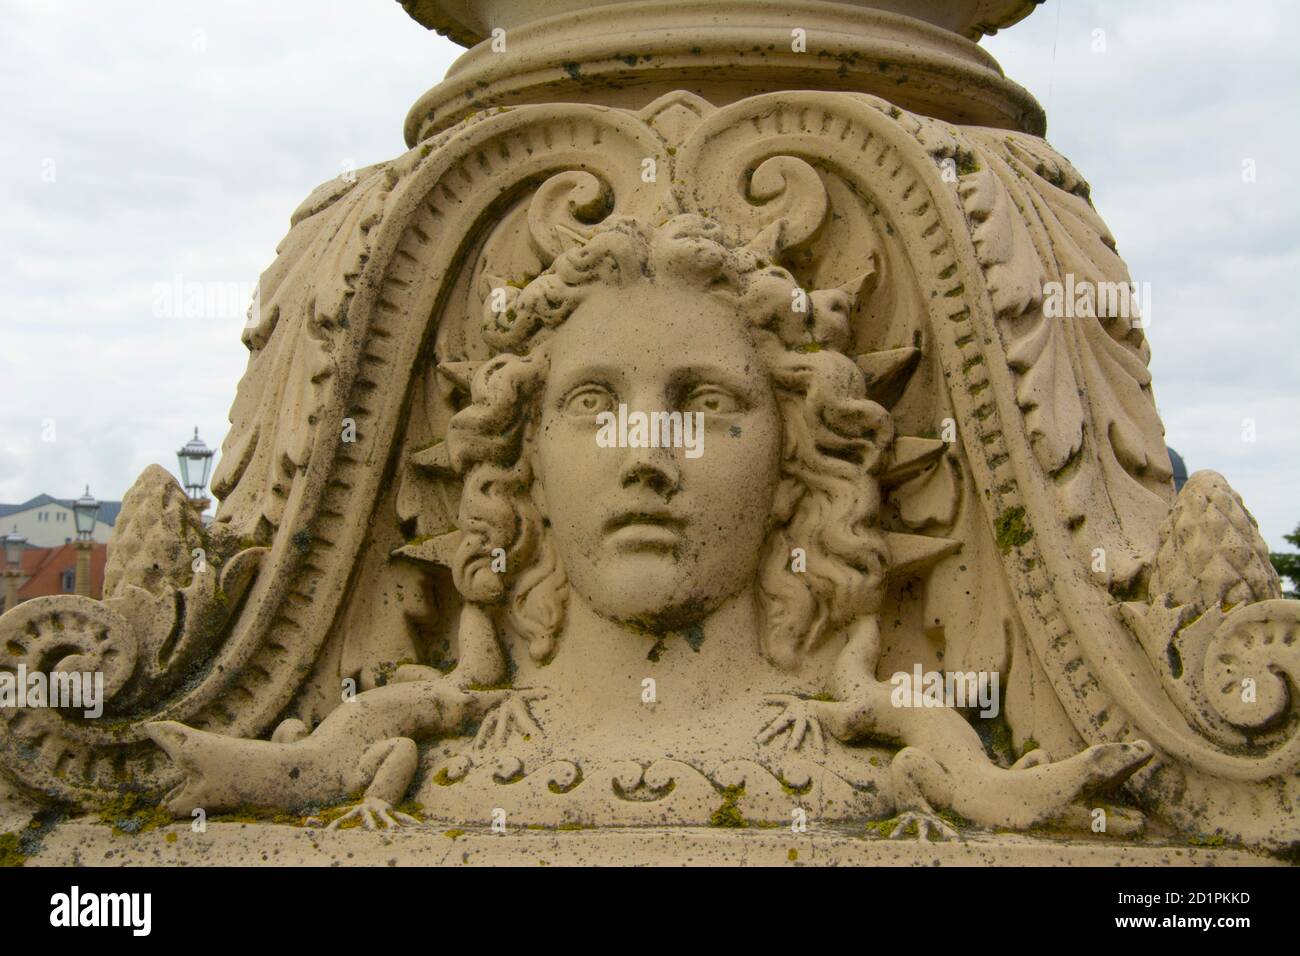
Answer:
3;0;1296;858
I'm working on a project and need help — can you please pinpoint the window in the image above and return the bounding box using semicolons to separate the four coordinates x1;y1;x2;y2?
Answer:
61;569;76;592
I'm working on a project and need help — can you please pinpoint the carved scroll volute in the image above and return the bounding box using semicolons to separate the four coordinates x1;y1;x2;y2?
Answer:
0;105;675;811
935;127;1300;845
527;170;614;263
672;124;829;255
664;93;1300;849
1202;601;1298;731
1119;470;1298;749
280;105;677;689
255;102;671;702
0;458;281;806
660;93;1005;703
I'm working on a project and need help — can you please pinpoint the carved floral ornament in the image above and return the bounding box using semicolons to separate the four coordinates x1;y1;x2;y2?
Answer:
2;8;1298;854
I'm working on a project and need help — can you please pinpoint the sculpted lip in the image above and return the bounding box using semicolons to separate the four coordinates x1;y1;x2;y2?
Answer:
603;509;685;548
603;509;685;532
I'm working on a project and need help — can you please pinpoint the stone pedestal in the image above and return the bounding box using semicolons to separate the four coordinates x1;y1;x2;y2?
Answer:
19;820;1279;868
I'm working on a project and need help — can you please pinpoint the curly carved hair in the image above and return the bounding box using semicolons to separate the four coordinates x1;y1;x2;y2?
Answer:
446;215;892;668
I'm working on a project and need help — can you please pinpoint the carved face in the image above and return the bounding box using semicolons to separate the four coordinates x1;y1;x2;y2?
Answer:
532;282;782;631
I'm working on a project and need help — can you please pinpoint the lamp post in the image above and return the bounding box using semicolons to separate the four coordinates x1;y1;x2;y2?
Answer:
72;486;100;598
177;428;215;510
2;526;25;613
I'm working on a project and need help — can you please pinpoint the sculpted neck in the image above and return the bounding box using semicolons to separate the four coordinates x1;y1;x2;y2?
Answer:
513;585;818;714
402;0;1045;145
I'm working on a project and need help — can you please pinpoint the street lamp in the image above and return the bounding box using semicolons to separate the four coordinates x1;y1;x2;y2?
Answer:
2;526;25;614
72;486;100;598
177;427;215;504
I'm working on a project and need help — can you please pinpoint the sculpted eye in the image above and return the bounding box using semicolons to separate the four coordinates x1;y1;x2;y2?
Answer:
562;384;617;418
680;385;742;415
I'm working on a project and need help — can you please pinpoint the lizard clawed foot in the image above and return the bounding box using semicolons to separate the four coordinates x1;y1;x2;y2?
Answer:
326;797;422;831
888;810;960;842
757;695;829;753
473;689;547;752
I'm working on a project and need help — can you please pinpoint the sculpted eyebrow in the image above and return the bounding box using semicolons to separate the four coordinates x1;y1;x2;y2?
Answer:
549;365;623;400
670;363;761;399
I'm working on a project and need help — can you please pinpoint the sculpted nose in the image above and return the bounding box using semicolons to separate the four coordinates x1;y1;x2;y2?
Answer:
619;447;680;498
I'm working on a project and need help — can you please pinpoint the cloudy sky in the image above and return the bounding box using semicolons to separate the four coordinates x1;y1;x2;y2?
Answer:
2;0;1296;550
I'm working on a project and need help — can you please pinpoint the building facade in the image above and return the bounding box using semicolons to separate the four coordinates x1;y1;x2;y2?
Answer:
0;494;120;547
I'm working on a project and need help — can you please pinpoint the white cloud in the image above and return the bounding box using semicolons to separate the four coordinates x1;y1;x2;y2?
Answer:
1;0;458;511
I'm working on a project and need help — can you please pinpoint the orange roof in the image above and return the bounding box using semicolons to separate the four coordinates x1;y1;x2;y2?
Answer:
5;543;107;605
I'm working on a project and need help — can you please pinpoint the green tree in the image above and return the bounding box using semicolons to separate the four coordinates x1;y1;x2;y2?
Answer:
1271;522;1300;598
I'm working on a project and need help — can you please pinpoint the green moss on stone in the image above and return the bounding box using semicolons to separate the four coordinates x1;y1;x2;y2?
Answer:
938;808;970;830
98;792;173;837
433;767;457;787
709;785;748;828
395;799;425;821
209;803;319;827
994;506;1033;554
974;710;1017;766
780;777;813;797
0;832;26;867
864;815;914;838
